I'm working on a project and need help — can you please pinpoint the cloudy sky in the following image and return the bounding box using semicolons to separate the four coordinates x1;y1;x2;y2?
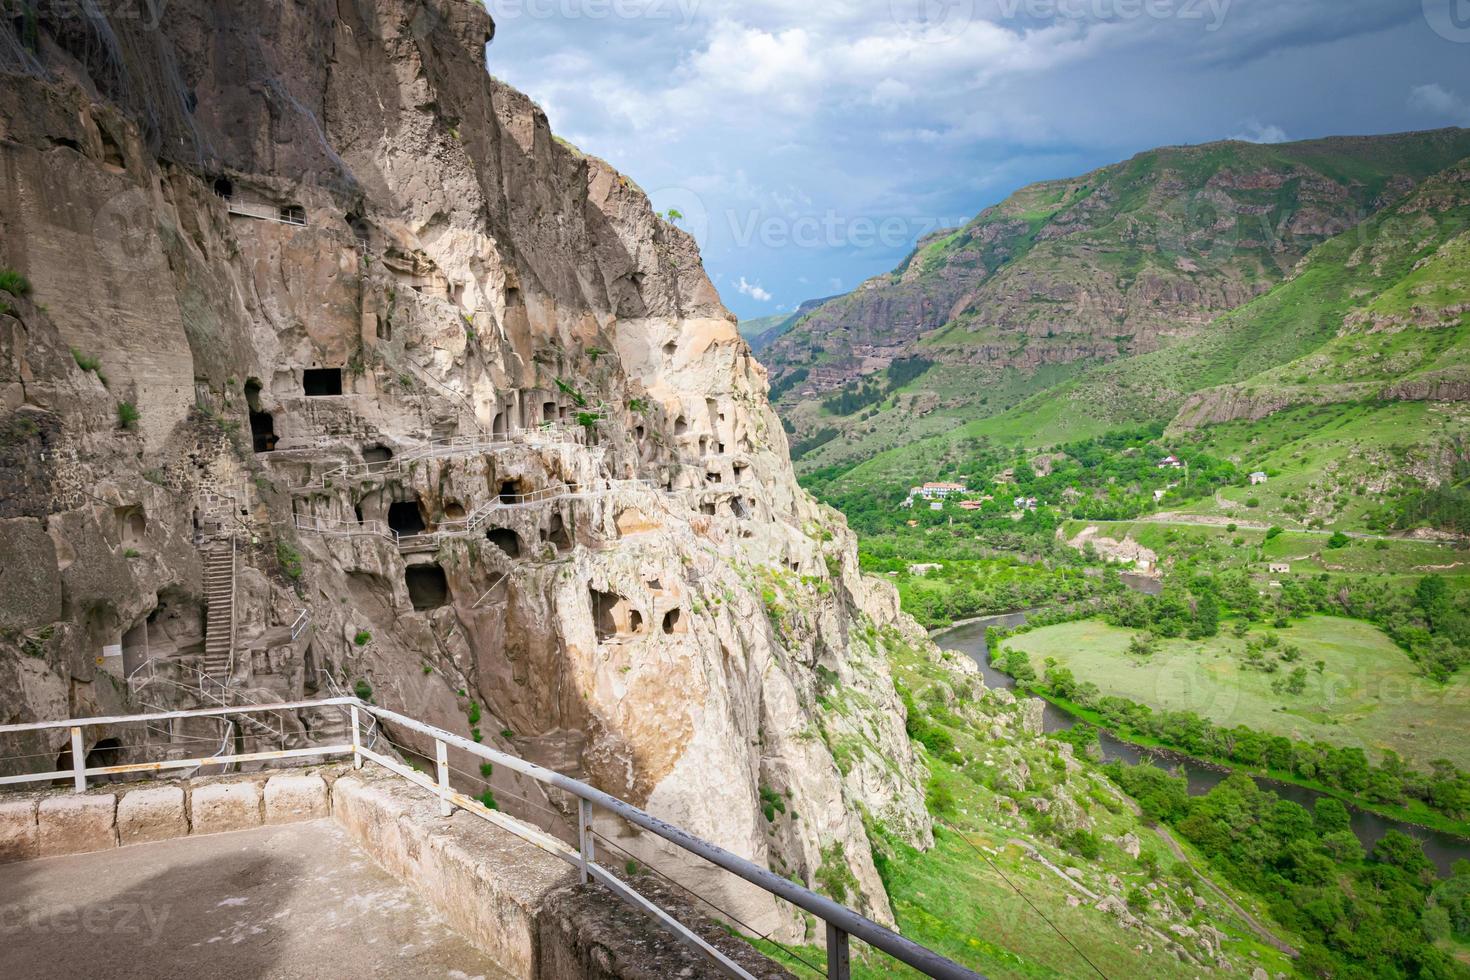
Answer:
483;0;1470;319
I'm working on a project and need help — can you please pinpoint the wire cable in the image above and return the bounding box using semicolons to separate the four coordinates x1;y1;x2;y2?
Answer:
589;829;828;979
950;827;1110;980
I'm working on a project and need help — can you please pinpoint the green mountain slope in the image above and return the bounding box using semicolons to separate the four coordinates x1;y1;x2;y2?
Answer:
770;128;1470;474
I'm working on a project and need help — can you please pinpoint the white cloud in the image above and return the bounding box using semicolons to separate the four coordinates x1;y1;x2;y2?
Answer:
1230;119;1289;143
1409;84;1470;126
737;277;773;302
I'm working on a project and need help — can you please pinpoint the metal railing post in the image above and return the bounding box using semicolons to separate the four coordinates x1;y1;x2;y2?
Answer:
578;798;595;884
436;738;452;818
350;705;363;769
69;727;85;793
827;922;850;980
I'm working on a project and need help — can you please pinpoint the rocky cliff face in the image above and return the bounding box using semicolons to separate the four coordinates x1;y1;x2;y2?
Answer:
0;0;934;936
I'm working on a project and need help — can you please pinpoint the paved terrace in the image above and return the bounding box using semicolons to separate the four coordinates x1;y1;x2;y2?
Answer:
0;819;509;980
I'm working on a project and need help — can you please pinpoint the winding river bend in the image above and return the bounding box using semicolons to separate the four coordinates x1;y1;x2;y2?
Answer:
936;610;1470;876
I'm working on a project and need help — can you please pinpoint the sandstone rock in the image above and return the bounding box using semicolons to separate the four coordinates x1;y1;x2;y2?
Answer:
37;793;116;856
1020;698;1046;735
1113;832;1141;859
117;785;187;845
264;773;330;824
1065;894;1081;908
0;797;39;863
191;782;262;835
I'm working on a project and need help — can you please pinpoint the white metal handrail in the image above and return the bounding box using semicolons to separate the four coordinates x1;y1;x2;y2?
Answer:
295;480;668;549
287;424;585;493
290;608;312;642
0;699;981;980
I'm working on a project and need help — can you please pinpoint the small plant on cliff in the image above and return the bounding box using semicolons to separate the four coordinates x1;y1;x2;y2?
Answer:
276;541;304;580
71;348;102;374
500;728;515;740
479;762;493;779
554;377;588;407
759;785;786;823
477;791;498;810
575;411;602;430
353;679;373;701
662;209;683;223
813;843;858;905
467;700;482;725
353;629;372;647
0;268;32;297
116;401;140;429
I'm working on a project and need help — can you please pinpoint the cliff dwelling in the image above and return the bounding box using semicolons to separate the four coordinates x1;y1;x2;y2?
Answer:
405;564;449;611
302;368;343;397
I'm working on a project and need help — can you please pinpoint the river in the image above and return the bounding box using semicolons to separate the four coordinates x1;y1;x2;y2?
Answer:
936;612;1470;876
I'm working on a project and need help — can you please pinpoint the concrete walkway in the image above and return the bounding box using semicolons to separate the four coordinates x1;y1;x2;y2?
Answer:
0;820;510;979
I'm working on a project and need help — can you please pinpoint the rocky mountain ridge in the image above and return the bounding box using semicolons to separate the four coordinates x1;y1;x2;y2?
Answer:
0;0;950;939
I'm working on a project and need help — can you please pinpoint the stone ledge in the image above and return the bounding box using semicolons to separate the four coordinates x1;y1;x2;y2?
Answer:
331;770;791;980
0;796;40;863
38;793;116;857
117;785;188;845
191;780;262;835
0;765;347;863
264;773;329;824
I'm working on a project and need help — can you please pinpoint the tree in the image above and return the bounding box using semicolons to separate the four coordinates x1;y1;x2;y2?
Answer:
1327;531;1350;549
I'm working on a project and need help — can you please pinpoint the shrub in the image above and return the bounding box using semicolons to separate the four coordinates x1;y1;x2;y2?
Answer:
1245;497;1261;508
479;762;494;779
116;401;140;429
353;629;372;646
1266;526;1283;540
71;348;102;373
276;541;303;580
0;268;32;297
467;701;482;725
500;728;515;740
353;679;373;701
477;791;499;810
1327;531;1351;549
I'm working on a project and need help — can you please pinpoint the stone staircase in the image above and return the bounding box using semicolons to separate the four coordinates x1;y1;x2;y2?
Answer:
202;541;236;681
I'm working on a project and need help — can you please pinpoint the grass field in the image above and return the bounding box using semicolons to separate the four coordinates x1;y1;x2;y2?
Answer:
1061;518;1470;580
1005;615;1470;771
748;634;1297;979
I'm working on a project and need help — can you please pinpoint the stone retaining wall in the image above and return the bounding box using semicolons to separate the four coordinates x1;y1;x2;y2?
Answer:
0;769;337;863
0;765;790;979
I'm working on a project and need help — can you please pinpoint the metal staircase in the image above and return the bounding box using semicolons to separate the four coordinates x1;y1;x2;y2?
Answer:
201;538;236;682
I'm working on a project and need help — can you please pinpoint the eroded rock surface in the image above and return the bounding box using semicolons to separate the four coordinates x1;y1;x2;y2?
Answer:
0;0;932;934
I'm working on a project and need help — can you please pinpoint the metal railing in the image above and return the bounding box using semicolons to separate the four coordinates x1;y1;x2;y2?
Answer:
286;425;586;493
0;699;981;980
294;479;668;550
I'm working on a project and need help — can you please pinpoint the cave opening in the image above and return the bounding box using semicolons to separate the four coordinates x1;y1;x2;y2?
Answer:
213;177;234;199
499;479;524;504
487;527;521;558
546;513;572;552
591;589;617;640
279;204;307;226
362;444;393;465
406;565;449;611
444;501;467;522
387;500;426;536
245;378;277;452
662;609;682;635
303;368;343;397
